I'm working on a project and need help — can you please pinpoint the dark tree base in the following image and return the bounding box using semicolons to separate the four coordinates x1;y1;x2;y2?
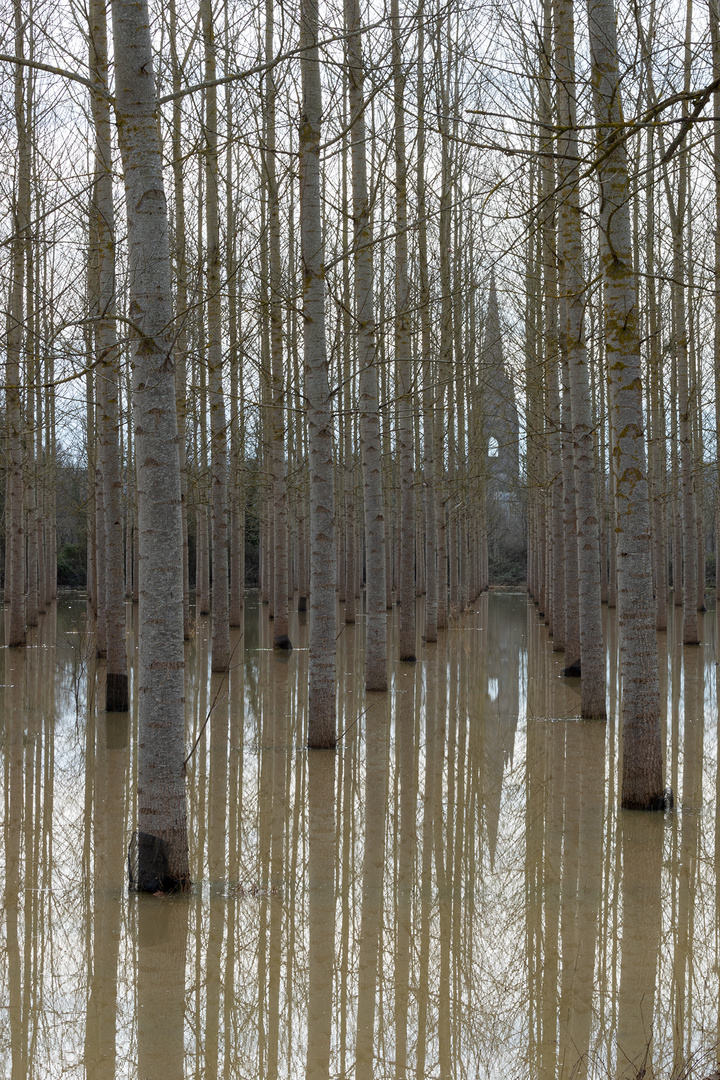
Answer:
562;662;581;678
400;654;417;663
106;671;129;712
623;787;674;812
128;831;190;894
274;634;292;651
298;596;307;612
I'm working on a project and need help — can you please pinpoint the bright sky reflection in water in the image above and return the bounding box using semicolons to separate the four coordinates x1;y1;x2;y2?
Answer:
1;591;720;1079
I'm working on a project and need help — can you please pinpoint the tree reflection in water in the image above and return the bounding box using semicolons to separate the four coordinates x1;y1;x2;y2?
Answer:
1;592;719;1077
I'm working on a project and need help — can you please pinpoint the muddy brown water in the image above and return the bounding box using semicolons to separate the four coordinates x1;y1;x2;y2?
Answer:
1;591;718;1078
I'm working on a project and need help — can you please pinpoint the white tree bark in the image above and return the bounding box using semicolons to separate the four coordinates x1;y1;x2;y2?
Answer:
586;0;663;806
554;0;606;718
111;0;189;888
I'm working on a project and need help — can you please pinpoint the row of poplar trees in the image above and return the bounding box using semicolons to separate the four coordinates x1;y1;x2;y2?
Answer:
525;0;720;812
2;0;718;884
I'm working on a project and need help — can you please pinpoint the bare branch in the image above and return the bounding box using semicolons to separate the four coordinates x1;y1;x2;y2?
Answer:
0;53;111;99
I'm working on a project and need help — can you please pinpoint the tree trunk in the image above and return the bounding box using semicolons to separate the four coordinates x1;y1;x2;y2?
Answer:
169;0;190;639
561;334;581;671
300;0;337;747
25;240;38;630
265;0;291;650
341;182;356;628
539;0;565;650
91;0;128;710
417;15;437;633
711;0;720;605
201;0;231;672
227;153;244;628
392;0;416;662
554;0;606;718
7;0;29;648
111;0;189;888
586;0;663;806
645;130;668;631
640;2;699;643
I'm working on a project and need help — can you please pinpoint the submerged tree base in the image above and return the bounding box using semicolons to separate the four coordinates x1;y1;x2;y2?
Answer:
622;787;674;812
106;671;129;712
274;634;293;650
562;662;581;677
128;831;191;894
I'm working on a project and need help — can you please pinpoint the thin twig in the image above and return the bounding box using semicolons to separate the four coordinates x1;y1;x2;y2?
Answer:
182;630;244;773
337;701;378;742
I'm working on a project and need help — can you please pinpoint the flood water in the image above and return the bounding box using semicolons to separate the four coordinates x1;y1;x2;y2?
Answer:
1;591;719;1079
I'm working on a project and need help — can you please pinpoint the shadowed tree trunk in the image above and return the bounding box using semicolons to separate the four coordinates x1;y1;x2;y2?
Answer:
90;0;128;711
417;15;437;640
7;0;29;649
539;0;565;649
201;0;231;673
265;0;291;651
645;130;668;632
712;0;720;608
540;61;565;653
226;60;245;629
639;5;699;645
169;0;191;640
345;0;388;689
561;338;581;672
393;0;416;662
301;0;337;747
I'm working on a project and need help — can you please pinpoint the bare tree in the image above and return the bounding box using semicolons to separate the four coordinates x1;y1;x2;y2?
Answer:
90;0;128;710
554;0;606;718
345;0;388;690
201;0;230;672
392;0;417;663
586;0;663;807
300;0;337;747
111;0;189;888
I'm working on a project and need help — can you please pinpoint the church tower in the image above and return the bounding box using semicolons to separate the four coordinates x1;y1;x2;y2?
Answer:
480;273;519;496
